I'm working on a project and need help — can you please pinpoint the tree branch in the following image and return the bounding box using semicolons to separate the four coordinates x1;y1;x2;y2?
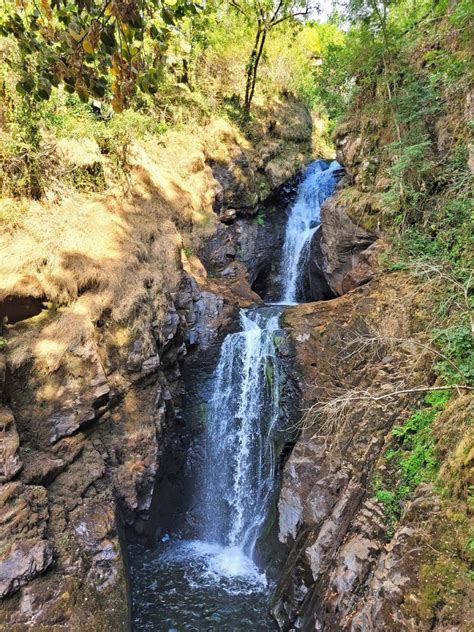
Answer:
271;9;310;27
229;0;249;18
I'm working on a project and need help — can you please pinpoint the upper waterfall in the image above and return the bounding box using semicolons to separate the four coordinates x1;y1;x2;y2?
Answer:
280;159;342;304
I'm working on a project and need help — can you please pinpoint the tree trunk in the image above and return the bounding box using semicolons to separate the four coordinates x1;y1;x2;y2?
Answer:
244;23;264;110
247;28;267;110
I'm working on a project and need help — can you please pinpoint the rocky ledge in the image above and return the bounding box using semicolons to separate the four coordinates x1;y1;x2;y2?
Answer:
272;269;472;630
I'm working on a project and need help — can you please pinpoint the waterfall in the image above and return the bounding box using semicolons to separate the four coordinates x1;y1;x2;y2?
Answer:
200;308;281;558
280;159;341;303
130;158;342;631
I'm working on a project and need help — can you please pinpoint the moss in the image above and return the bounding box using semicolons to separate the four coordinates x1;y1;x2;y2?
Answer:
411;559;468;623
402;498;473;629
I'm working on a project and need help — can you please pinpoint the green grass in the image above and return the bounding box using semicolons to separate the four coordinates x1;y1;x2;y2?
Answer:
254;210;265;226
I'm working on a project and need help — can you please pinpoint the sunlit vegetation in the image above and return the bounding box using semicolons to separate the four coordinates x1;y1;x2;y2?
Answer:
0;1;345;200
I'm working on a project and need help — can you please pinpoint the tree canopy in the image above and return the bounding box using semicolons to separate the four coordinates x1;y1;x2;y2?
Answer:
0;0;200;111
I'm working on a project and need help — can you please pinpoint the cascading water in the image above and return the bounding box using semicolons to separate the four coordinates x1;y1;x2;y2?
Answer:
130;158;341;630
130;308;282;630
201;308;281;557
280;159;341;303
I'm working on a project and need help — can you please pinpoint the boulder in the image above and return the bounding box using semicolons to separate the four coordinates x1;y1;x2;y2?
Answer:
0;540;53;598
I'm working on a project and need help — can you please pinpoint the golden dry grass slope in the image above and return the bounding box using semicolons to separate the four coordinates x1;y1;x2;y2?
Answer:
0;96;317;374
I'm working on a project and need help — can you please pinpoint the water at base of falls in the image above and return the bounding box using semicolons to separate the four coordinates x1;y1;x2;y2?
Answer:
130;307;282;630
130;540;272;631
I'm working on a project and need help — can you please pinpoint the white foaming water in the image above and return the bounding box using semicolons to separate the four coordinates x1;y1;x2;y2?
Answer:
280;159;341;303
159;540;267;595
199;307;282;566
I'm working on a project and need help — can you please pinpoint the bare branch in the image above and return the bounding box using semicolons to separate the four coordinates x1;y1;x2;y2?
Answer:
289;383;472;451
229;0;249;18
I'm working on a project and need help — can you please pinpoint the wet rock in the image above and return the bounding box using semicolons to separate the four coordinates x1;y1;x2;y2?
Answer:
0;540;53;598
303;228;335;301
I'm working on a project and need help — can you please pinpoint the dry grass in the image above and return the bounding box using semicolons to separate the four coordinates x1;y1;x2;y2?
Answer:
0;122;227;371
1;95;316;372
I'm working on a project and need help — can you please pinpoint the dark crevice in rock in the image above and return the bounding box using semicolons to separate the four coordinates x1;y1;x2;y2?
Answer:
0;295;47;325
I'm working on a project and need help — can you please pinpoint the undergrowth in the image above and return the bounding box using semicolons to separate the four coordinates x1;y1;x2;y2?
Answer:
373;389;451;532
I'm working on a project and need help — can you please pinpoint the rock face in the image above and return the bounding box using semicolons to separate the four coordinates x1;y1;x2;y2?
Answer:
271;272;468;630
0;258;249;629
318;194;378;296
0;99;314;630
200;175;301;301
0;407;22;483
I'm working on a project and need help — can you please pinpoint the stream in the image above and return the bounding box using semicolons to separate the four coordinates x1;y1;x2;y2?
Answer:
129;160;341;631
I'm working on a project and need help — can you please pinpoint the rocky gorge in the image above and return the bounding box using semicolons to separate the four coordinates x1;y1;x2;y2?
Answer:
1;94;472;632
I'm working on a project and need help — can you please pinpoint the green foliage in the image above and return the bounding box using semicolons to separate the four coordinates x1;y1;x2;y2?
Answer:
277;19;347;121
265;358;274;388
373;389;451;529
0;87;48;199
228;1;313;109
374;487;405;530
0;0;200;110
432;325;474;386
254;211;265;226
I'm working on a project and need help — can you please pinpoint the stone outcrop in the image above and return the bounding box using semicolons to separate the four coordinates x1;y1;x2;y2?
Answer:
318;194;378;296
0;258;250;629
0;97;314;629
200;175;301;301
271;272;468;630
0;407;22;483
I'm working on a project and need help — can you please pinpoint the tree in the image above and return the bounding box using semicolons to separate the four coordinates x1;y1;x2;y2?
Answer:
0;0;200;111
229;0;315;110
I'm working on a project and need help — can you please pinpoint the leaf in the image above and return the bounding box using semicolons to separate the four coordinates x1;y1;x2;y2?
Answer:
100;29;115;49
111;97;123;113
69;26;85;42
16;76;35;95
37;77;52;100
162;8;175;25
90;77;107;98
82;38;94;54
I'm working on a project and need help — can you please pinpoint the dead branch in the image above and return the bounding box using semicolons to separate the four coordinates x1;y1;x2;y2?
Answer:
291;383;473;452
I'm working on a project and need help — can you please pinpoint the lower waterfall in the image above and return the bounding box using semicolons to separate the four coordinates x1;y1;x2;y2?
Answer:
130;308;283;630
200;308;281;556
